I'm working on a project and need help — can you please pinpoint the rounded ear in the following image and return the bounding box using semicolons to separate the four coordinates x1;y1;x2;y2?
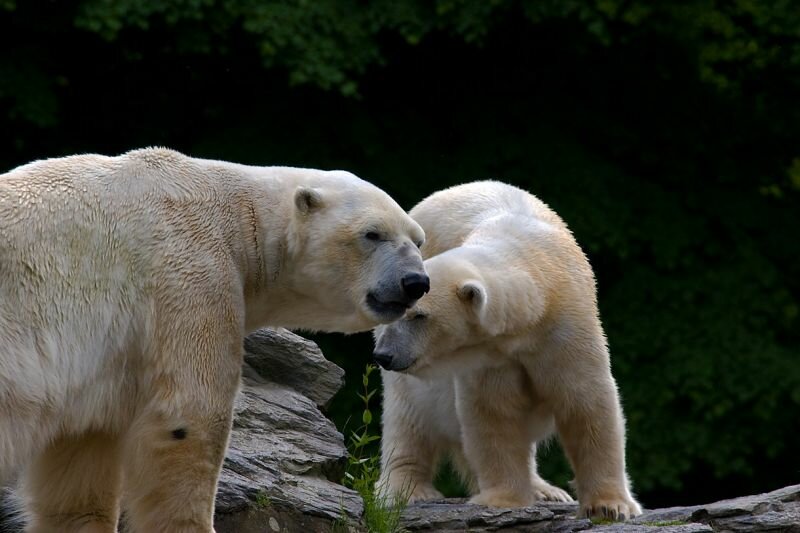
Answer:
457;279;487;317
458;274;545;336
294;186;324;214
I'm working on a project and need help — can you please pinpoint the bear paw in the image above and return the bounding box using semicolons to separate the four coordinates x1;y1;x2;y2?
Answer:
469;488;532;508
377;477;443;505
532;481;574;502
578;496;642;521
406;484;444;503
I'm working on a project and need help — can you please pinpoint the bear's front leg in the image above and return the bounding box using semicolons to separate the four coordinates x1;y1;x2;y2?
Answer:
536;350;642;520
379;373;444;505
455;365;538;508
122;312;242;533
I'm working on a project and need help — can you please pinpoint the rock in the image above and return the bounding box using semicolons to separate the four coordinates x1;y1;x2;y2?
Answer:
398;499;714;532
591;524;712;533
214;329;362;532
243;328;345;410
631;484;800;533
399;485;800;532
399;499;588;532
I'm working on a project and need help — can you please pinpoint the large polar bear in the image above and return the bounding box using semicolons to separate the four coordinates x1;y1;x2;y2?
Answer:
373;181;642;520
0;148;429;533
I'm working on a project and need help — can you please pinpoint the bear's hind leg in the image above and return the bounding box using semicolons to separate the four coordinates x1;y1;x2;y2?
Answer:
120;300;243;533
121;404;234;533
529;443;573;502
23;431;122;533
523;409;574;503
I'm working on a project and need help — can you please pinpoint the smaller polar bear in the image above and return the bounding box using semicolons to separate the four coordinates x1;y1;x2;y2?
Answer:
374;181;642;520
0;148;429;533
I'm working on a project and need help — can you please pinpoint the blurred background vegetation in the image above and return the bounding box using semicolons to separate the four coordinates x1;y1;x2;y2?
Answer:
2;0;798;509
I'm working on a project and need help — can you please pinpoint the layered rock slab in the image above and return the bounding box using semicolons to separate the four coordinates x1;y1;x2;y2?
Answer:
215;329;360;533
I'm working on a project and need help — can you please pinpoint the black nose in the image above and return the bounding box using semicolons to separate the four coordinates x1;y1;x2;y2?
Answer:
401;273;430;300
373;351;394;370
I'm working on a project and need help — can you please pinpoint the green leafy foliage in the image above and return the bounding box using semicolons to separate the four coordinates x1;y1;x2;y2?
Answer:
254;490;271;509
63;0;800;96
342;365;407;533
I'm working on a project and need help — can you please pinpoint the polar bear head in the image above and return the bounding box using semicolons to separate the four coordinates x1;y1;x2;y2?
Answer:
372;247;545;375
279;172;429;333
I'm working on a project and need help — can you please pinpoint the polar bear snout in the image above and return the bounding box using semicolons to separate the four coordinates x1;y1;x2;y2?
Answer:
365;251;429;322
372;348;414;372
401;272;430;300
372;325;417;371
372;350;395;370
366;272;429;320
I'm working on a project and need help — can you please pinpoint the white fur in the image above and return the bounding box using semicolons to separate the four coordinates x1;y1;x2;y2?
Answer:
375;181;641;520
0;148;426;532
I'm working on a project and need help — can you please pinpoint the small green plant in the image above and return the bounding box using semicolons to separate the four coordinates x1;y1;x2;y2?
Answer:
342;364;409;533
590;516;616;525
254;490;271;509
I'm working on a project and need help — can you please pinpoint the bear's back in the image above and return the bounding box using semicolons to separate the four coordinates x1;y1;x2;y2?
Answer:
410;180;568;258
0;148;244;352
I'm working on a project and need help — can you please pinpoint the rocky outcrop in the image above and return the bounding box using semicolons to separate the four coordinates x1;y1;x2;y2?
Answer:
398;484;800;532
629;484;800;532
242;328;345;410
214;328;361;533
400;500;589;532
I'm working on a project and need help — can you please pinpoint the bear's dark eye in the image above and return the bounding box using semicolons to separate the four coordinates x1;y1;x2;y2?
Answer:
411;313;427;321
365;231;381;241
414;241;424;248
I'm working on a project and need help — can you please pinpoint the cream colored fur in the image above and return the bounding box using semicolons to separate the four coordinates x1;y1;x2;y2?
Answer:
375;181;642;520
0;148;426;533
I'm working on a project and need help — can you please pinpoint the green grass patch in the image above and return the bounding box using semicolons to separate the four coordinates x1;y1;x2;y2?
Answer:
590;517;617;525
341;365;409;533
254;490;271;509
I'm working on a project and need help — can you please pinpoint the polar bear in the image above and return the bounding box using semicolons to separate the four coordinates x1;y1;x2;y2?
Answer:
0;148;429;533
374;181;642;520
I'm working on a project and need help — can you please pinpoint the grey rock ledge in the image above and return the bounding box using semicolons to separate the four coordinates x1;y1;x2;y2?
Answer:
215;328;359;533
398;484;800;533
